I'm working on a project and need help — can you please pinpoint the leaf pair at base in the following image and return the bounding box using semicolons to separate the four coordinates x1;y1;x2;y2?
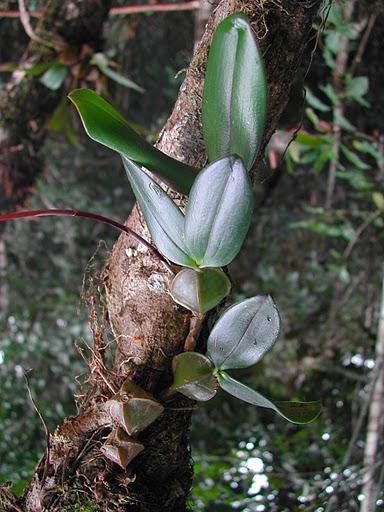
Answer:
123;154;254;270
171;296;321;424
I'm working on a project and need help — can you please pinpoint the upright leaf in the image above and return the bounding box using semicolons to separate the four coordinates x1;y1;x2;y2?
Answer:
203;12;267;169
184;156;253;267
218;372;321;424
123;157;194;267
68;89;198;194
207;295;280;370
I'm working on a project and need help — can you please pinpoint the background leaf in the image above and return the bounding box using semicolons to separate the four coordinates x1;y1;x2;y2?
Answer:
171;352;217;401
207;295;280;370
218;372;321;424
185;156;253;267
202;12;266;170
40;63;68;91
91;52;144;93
68;88;197;194
123;157;194;267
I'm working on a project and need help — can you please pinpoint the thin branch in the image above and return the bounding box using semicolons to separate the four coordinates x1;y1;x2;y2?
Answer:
322;354;384;511
0;2;200;19
110;2;199;15
17;0;57;49
24;370;51;487
343;211;380;259
349;12;377;77
325;0;356;211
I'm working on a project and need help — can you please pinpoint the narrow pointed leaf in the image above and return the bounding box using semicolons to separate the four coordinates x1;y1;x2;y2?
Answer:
207;295;280;370
171;352;217;401
91;52;144;93
123;157;194;267
203;13;267;169
185;156;253;267
218;372;321;424
170;267;231;314
68;88;198;194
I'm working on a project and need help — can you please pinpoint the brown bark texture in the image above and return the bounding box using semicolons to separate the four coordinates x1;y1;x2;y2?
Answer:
0;0;323;511
0;0;112;213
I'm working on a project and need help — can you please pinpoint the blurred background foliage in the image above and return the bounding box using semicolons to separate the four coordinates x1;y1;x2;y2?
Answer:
0;0;383;511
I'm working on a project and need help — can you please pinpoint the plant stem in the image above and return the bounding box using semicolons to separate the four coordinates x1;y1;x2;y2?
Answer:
0;208;169;266
325;0;356;211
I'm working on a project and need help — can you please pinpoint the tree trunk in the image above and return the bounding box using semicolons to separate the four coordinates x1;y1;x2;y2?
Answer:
0;0;111;213
1;1;323;510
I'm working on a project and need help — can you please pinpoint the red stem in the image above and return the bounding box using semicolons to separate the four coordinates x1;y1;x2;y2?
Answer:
0;209;167;264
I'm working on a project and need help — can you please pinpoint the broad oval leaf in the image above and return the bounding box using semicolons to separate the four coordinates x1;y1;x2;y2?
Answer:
218;372;321;424
68;88;198;194
207;295;280;370
171;352;217;401
170;267;231;314
184;156;253;267
203;13;267;170
123;157;194;267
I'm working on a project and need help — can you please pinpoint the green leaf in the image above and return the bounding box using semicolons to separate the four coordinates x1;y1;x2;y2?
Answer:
207;295;280;370
373;192;384;212
40;62;68;91
346;76;369;106
325;31;342;55
313;148;333;174
320;84;340;106
185;156;253;267
202;12;266;170
305;88;330;113
122;157;194;267
340;145;370;170
171;352;217;401
170;267;231;314
295;131;328;148
91;53;144;93
24;59;57;76
334;111;355;132
68;88;198;194
218;372;321;424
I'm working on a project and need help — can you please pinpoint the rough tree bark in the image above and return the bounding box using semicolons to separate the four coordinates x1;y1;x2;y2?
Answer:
1;1;323;511
0;0;112;213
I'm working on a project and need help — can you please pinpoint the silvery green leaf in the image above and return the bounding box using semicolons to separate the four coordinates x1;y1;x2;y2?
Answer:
123;157;195;267
171;352;217;401
184;156;253;267
207;296;280;370
218;372;321;424
170;267;231;314
203;13;267;169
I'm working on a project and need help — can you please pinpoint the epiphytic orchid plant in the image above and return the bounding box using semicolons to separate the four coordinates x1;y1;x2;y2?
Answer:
0;13;320;469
